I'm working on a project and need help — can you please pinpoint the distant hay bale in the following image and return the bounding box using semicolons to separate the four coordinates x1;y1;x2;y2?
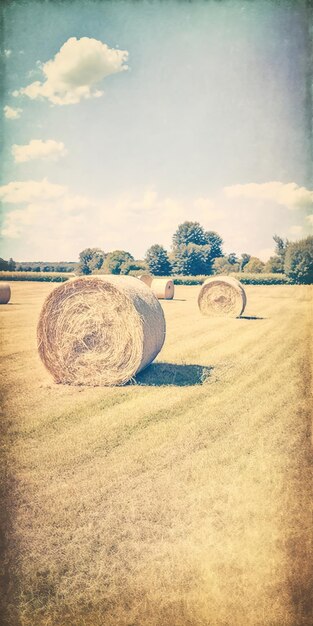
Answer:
37;275;166;386
198;276;246;317
138;274;153;287
150;278;175;300
0;283;11;304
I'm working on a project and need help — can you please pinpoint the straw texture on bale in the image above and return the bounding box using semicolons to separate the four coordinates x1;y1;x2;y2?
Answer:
0;283;11;304
138;274;153;287
37;275;166;386
151;278;175;300
198;276;246;317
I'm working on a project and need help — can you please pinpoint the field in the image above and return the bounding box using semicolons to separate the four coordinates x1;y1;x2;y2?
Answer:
0;282;312;626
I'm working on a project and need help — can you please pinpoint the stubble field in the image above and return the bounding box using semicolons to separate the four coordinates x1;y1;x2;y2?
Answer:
0;282;312;626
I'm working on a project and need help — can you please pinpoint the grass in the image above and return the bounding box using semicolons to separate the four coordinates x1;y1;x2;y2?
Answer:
0;282;312;625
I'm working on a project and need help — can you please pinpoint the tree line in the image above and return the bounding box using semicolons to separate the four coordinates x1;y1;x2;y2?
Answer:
2;221;313;283
77;222;313;284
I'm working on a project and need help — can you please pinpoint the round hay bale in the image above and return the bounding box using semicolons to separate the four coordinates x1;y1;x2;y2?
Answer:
138;274;153;287
150;278;174;300
37;275;166;386
0;283;11;304
198;276;246;317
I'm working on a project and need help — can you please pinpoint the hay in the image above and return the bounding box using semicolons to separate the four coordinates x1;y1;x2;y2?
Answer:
37;275;166;386
198;276;246;317
0;283;11;304
150;279;175;300
138;274;153;287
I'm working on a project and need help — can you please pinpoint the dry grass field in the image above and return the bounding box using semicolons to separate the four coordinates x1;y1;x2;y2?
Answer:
0;282;312;626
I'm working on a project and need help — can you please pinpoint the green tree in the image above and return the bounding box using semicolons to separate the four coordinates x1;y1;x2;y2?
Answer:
172;221;208;247
284;236;313;284
0;258;9;270
273;234;288;260
145;245;172;276
243;256;265;273
213;256;240;274
78;248;106;275
264;256;284;273
227;252;238;265
7;257;16;271
120;260;148;275
102;250;134;274
172;222;223;275
205;231;223;259
172;243;213;275
239;253;251;271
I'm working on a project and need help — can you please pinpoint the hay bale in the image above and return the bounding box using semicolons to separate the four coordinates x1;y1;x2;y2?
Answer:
150;278;174;300
138;274;153;287
0;283;11;304
37;275;166;386
198;276;246;317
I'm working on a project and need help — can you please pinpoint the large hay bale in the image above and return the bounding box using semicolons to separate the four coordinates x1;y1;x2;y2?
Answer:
198;276;246;317
37;275;166;386
0;283;11;304
150;278;175;300
138;274;153;287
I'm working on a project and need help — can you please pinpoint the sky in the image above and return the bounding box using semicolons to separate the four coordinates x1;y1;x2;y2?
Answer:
1;0;312;262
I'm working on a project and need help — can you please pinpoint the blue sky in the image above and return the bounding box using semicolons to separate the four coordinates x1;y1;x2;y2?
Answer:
1;0;312;261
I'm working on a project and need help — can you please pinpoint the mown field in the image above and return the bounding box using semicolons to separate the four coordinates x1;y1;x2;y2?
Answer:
0;282;312;626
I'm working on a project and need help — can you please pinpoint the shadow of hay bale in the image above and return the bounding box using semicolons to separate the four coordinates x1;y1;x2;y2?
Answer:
239;315;266;320
133;362;213;387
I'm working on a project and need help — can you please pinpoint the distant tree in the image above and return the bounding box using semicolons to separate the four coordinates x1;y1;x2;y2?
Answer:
264;256;284;273
172;243;213;275
213;256;240;274
172;221;208;248
239;253;251;271
284;236;313;284
102;250;134;275
172;222;223;275
43;265;53;272
145;245;172;276
227;252;238;265
243;256;265;273
7;258;16;271
78;248;106;275
120;260;148;275
0;258;9;270
273;234;288;260
205;231;223;259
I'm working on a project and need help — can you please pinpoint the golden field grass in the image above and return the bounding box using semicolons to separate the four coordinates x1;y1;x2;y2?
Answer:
0;282;312;626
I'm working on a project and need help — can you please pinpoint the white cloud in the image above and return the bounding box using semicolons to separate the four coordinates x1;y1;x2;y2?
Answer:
12;139;67;163
306;215;313;225
0;179;67;203
224;181;313;210
4;49;12;58
4;105;22;119
14;36;128;106
2;183;309;261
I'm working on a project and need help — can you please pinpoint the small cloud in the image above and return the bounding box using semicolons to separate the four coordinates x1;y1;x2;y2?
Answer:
224;181;313;210
4;105;22;120
306;215;313;225
4;49;12;58
0;179;67;203
12;139;67;163
14;36;128;106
